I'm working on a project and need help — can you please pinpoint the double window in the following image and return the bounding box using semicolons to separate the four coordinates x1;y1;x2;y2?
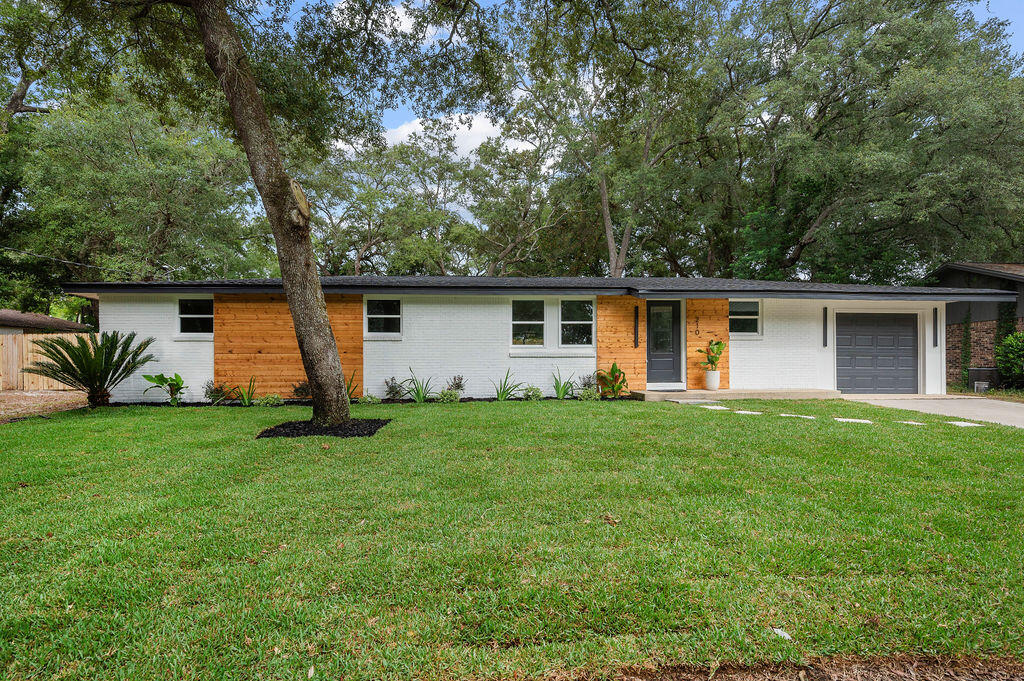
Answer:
511;299;595;347
729;300;761;335
366;299;401;334
178;299;213;334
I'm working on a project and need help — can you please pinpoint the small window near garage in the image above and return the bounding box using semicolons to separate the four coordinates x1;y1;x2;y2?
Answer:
729;300;761;335
512;300;545;345
366;299;401;334
560;300;594;346
178;299;213;334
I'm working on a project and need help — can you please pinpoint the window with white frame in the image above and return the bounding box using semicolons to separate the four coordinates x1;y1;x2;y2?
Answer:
366;299;401;334
729;300;761;335
559;300;594;345
511;300;545;345
178;299;213;334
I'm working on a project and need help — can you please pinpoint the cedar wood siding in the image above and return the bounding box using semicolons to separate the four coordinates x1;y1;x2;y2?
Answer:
685;298;730;390
596;295;647;391
214;294;363;397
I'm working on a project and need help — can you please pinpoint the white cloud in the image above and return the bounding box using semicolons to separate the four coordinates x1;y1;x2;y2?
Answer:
385;115;519;157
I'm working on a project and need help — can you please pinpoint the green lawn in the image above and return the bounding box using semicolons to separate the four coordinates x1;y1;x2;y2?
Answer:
2;400;1023;679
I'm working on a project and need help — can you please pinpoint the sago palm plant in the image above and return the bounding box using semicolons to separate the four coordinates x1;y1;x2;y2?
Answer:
23;331;156;407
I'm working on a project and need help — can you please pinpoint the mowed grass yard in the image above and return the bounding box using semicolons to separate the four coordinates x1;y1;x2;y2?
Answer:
2;400;1023;680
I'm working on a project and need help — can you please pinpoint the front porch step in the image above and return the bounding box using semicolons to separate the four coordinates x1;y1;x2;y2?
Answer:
633;389;842;402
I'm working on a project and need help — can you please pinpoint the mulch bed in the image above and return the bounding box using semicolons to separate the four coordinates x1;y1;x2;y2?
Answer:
610;656;1024;681
256;418;390;439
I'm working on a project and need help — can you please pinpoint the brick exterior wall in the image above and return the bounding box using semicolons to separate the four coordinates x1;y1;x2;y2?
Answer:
947;317;1024;383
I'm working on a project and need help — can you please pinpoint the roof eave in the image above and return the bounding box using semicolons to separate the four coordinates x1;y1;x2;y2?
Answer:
635;290;1017;302
933;263;1024;284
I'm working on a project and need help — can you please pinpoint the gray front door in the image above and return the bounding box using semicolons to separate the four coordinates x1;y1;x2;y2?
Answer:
836;313;918;394
647;301;681;383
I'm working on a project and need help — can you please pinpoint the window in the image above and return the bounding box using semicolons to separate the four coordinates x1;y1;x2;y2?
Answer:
512;300;545;345
366;299;401;334
729;300;761;334
560;300;594;346
178;299;213;334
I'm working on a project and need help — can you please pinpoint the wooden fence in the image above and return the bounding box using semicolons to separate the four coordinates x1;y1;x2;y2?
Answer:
0;333;87;391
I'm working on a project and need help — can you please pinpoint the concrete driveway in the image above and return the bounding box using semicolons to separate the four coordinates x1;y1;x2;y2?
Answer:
845;395;1024;428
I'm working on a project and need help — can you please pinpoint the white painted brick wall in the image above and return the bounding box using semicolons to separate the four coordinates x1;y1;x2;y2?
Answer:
98;294;214;402
363;295;597;398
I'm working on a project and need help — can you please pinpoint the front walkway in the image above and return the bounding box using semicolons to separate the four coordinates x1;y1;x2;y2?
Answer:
0;391;86;423
846;396;1024;429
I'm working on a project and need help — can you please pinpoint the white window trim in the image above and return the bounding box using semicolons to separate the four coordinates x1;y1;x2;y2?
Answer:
175;296;214;341
510;297;547;348
729;298;763;339
364;297;403;340
557;298;596;348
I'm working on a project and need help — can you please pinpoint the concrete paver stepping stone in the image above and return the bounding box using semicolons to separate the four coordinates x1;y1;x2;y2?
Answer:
947;421;985;427
734;410;763;415
698;405;731;410
897;420;926;426
780;413;816;419
834;417;873;424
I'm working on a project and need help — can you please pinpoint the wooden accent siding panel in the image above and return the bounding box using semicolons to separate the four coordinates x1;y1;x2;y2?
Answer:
214;294;363;397
686;298;729;390
596;295;646;391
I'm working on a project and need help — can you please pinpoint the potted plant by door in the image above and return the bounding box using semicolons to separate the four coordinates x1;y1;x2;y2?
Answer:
696;339;726;391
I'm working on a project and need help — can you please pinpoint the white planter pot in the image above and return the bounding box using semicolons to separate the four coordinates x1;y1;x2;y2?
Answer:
704;370;721;391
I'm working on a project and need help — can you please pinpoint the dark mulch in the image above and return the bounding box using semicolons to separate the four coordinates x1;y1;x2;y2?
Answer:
256;418;390;439
612;656;1024;681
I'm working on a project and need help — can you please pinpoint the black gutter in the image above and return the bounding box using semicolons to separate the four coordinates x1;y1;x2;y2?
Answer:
633;289;1017;302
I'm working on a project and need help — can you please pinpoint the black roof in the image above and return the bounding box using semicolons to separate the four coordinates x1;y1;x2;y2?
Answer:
933;262;1024;284
62;275;1016;301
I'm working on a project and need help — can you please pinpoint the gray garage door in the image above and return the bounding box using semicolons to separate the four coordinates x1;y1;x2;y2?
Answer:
836;313;918;394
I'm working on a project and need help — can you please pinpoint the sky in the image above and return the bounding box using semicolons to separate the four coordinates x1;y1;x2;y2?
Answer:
382;1;1024;155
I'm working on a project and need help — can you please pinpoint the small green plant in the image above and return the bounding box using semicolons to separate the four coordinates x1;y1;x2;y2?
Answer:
552;369;575;399
143;372;188;406
292;380;311;399
23;331;155;407
437;388;461;404
696;339;726;371
521;385;543;401
345;370;359;400
996;331;1024;387
236;377;258;407
596;362;629;398
446;375;466;392
359;394;382;405
575;372;597;392
404;369;436;403
203;380;236;405
255;393;284;407
384;377;404;401
578;386;601;401
491;369;523;401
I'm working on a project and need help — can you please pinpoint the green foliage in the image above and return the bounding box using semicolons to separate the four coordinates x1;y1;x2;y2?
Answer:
384;377;404;401
291;380;311;399
403;370;435;403
236;378;258;407
142;372;187;406
596;363;629;398
491;369;523;402
696;340;726;372
996;302;1018;344
255;394;284;407
577;386;601;402
445;375;466;393
345;369;359;400
22;331;154;407
203;380;236;406
575;373;597;392
520;385;543;401
552;370;575;399
436;389;461;404
995;332;1024;387
358;394;382;405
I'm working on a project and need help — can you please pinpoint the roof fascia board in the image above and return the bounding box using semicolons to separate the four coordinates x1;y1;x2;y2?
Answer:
635;290;1017;302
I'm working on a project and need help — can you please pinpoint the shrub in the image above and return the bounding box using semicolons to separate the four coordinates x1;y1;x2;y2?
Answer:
359;394;382;405
552;369;575;399
404;369;436;403
204;380;236;405
384;377;404;401
345;370;359;400
696;339;726;371
576;372;597;392
996;331;1024;387
143;373;188;406
521;385;543;401
23;331;156;407
255;394;284;407
491;369;523;401
437;389;461;404
596;362;629;398
236;377;258;406
292;380;311;398
578;387;601;401
446;375;466;392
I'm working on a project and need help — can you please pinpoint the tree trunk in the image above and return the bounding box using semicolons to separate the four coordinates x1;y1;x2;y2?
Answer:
190;0;350;425
598;174;629;277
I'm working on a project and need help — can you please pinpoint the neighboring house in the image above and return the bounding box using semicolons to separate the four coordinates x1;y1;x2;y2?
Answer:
934;263;1024;383
0;309;91;335
62;276;1013;401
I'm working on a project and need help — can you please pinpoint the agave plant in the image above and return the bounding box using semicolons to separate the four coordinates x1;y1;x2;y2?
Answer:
22;331;156;407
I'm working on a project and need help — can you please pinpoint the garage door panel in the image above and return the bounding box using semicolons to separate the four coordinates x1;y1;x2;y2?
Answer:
836;313;918;394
